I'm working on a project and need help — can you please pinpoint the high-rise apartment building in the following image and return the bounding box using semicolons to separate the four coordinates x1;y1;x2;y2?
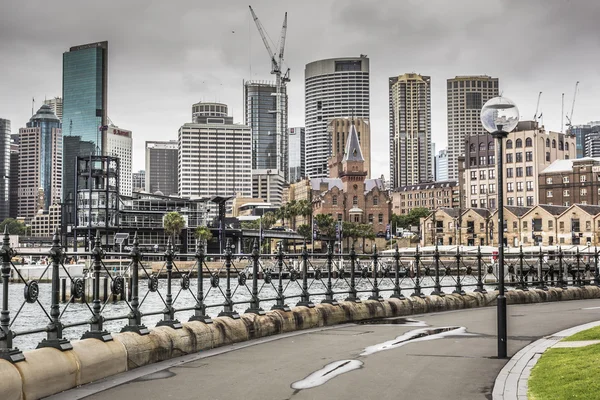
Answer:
244;81;288;180
446;76;499;181
0;119;10;220
17;105;62;221
571;122;600;158
288;127;305;183
145;141;178;196
327;118;371;179
178;103;252;201
132;170;145;192
584;131;600;158
436;148;449;182
305;56;370;178
252;169;286;207
62;41;108;228
105;125;132;196
9;140;18;219
43;97;63;121
389;73;432;188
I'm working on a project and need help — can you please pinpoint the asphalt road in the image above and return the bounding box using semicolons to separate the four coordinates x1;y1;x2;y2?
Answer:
64;298;600;400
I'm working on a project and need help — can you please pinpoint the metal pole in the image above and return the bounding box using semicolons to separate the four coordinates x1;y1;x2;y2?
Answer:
390;244;404;299
245;239;265;314
0;226;24;362
121;232;149;334
190;239;212;323
369;244;383;301
82;231;112;341
298;241;316;307
218;238;240;318
322;242;338;305
494;129;508;358
157;237;182;328
271;242;290;311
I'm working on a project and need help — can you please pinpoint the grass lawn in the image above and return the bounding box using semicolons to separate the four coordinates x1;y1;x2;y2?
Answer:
528;344;600;399
563;325;600;342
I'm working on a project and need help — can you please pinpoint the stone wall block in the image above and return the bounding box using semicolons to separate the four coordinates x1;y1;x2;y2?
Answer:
0;359;23;400
71;338;127;386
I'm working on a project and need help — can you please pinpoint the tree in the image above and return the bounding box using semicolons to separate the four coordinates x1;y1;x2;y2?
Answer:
163;212;185;243
314;214;335;239
195;225;213;242
0;218;28;235
357;223;375;253
342;221;360;246
261;212;277;230
297;224;311;242
392;207;430;230
296;199;312;227
287;200;299;229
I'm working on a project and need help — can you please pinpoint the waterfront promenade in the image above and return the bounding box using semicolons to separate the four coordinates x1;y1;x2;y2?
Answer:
49;298;600;400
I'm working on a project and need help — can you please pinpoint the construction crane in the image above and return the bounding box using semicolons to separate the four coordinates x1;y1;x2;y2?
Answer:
249;5;290;178
533;91;542;122
565;81;579;132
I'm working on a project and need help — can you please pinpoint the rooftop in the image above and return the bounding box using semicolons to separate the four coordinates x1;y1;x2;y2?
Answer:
541;157;600;174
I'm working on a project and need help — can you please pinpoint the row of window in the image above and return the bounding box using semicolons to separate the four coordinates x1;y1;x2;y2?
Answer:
505;196;535;206
470;169;496;180
332;195;379;206
545;175;600;184
547;188;597;197
506;167;534;177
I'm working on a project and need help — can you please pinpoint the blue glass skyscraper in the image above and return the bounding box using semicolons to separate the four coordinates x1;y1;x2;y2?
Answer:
62;41;108;225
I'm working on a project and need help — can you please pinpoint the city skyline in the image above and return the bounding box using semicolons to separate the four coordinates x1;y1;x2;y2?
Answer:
1;0;599;179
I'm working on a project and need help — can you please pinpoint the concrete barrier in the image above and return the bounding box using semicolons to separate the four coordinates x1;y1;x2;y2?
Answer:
7;286;600;399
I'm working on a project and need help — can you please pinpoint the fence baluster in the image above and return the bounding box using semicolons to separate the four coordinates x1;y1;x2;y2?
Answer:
82;232;112;341
391;244;404;300
0;226;24;362
595;246;599;286
321;242;335;304
369;245;383;301
190;240;212;323
474;245;486;293
345;245;359;302
219;239;240;318
157;237;182;329
453;246;465;295
298;241;316;307
517;245;527;290
431;244;444;296
576;248;583;287
411;246;424;298
121;232;149;334
245;239;265;315
558;246;566;289
38;230;72;350
537;246;547;290
272;242;290;311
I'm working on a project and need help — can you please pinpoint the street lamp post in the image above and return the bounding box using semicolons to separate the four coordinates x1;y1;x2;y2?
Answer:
481;96;519;359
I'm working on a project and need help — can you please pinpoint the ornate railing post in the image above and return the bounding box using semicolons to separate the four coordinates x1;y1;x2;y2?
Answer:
595;246;599;286
391;244;405;299
453;246;465;295
271;242;290;311
517;245;527;290
298;241;316;307
576;248;583;287
558;246;567;289
82;232;112;341
369;244;383;301
431;244;444;296
245;239;265;314
345;245;359;302
38;230;72;350
474;245;486;293
0;226;24;362
537;246;547;290
321;242;338;305
157;237;182;329
219;239;240;318
190;240;212;323
411;246;424;298
121;233;149;334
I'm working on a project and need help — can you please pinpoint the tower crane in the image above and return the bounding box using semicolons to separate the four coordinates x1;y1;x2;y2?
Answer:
565;81;579;133
249;6;290;178
533;91;542;123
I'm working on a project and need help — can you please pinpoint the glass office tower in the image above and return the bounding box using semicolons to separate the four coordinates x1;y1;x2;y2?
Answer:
62;41;108;228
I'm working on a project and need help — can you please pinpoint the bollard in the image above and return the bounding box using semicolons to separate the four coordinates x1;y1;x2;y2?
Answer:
345;245;359;302
431;244;444;296
218;239;240;318
245;239;264;315
475;245;486;293
321;242;338;305
0;226;24;362
411;246;424;298
271;241;290;311
38;230;73;350
298;241;316;307
190;240;212;322
121;232;149;334
103;276;108;302
369;244;383;301
390;244;405;300
61;278;67;303
595;247;599;286
157;237;182;329
82;232;112;341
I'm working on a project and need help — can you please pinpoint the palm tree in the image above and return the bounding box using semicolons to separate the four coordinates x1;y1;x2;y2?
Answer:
163;212;186;247
195;226;213;252
357;223;375;253
261;212;277;230
286;200;298;229
314;214;335;251
296;199;312;227
297;224;311;242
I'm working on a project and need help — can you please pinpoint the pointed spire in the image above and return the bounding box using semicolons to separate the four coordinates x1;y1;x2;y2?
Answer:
342;122;364;163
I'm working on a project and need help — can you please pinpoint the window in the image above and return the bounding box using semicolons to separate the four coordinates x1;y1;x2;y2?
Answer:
489;169;495;179
587;221;592;231
507;197;514;206
353;196;358;206
507;182;514;192
581;188;587;196
525;137;532;147
526;181;533;191
373;196;379;205
479;170;486;180
560;221;564;230
471;185;477;195
470;157;476;166
479;156;486;165
513;221;518;230
516;167;523;177
516;139;523;148
471;171;477;180
546;138;550;147
507;168;513;178
488;155;495;164
565;142;570;151
489;183;496;193
471;200;478;207
480;184;486;194
479;142;486;151
546;152;550;162
378;214;383;223
516;182;523;191
368;214;373;223
549;220;553;229
527;196;534;206
506;140;513;149
488;141;494;150
546;177;553;184
581;175;587;183
547;190;553;197
480;199;487;208
523;221;528;230
564;190;570;196
552;139;556;148
470;143;476;152
516;152;522;162
526;167;533;176
332;195;338;205
559;141;564;150
563;176;570;183
490;199;496;209
506;153;513;163
526;151;533;161
517;197;524;206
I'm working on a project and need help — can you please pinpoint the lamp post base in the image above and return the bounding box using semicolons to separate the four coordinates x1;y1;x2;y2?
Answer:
497;295;507;358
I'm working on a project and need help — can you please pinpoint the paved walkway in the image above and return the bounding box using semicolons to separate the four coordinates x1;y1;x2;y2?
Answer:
49;299;600;400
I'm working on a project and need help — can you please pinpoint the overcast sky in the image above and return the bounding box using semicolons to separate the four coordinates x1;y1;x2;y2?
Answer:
1;0;599;179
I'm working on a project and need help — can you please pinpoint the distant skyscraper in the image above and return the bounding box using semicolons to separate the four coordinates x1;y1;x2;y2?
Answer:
436;148;449;182
62;41;108;227
43;97;63;122
584;130;600;158
389;73;432;188
244;81;288;180
0;119;10;220
328;118;371;178
105;125;132;196
132;170;145;192
305;56;370;178
9;141;18;218
288;127;305;183
571;122;600;158
446;76;499;180
178;103;252;202
18;105;62;221
145;141;178;196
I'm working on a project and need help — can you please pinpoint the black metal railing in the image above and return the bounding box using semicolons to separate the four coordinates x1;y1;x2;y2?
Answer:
1;228;599;362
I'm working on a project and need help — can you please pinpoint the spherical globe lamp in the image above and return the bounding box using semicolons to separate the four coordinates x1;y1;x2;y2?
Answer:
480;97;519;135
